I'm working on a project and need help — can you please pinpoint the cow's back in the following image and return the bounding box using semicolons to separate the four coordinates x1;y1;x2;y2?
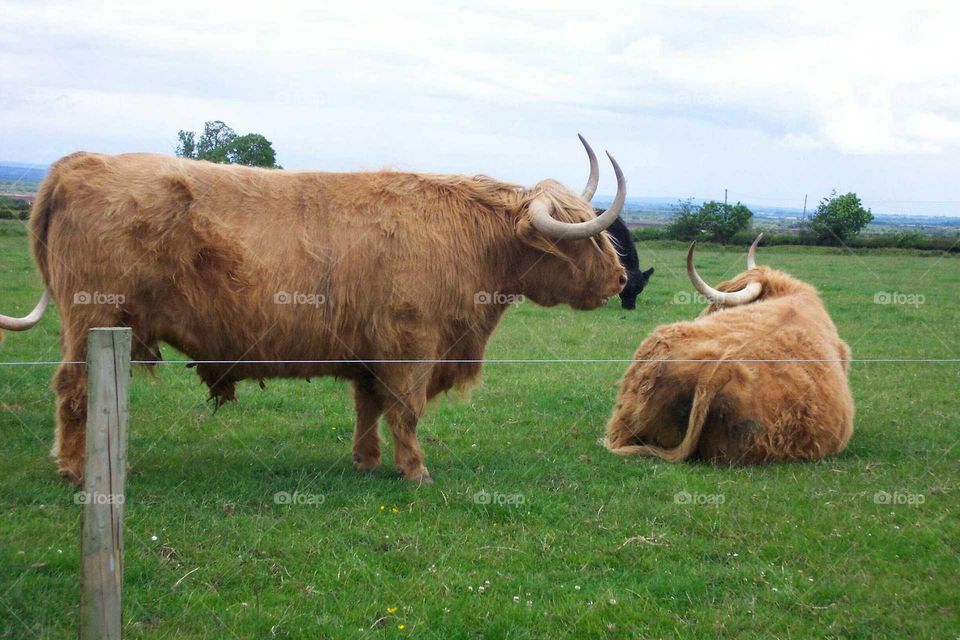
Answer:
32;153;512;372
691;293;854;462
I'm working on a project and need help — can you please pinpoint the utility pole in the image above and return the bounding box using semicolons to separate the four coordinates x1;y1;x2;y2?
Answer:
802;194;808;221
724;188;728;207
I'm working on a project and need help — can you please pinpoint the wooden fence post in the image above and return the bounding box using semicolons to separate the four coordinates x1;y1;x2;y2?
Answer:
79;327;131;640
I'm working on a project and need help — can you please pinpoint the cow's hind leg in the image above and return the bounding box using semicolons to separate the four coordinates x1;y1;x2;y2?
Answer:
351;376;383;473
51;334;87;485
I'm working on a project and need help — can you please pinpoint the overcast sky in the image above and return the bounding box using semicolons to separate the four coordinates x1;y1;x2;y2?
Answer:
2;1;959;214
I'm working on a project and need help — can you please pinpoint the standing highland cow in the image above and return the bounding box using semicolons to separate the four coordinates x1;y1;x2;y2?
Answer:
1;136;628;484
605;236;854;464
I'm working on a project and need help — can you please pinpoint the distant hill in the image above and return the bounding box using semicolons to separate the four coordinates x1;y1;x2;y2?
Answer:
0;162;47;184
593;196;960;231
595;196;808;219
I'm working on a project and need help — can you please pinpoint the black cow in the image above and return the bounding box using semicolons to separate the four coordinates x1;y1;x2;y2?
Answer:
596;209;654;309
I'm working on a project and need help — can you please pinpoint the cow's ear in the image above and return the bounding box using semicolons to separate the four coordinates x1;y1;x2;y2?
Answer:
644;268;655;277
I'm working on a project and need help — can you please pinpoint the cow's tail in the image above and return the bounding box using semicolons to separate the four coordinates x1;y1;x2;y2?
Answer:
603;360;730;462
0;166;59;332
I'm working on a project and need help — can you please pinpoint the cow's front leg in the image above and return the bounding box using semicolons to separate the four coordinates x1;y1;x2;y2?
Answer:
384;401;430;483
377;365;432;483
387;404;433;484
351;376;383;473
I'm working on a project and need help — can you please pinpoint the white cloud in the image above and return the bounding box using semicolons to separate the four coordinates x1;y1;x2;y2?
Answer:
781;133;822;151
0;0;958;210
905;112;960;146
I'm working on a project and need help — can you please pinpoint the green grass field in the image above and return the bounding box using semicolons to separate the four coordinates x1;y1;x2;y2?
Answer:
1;225;958;638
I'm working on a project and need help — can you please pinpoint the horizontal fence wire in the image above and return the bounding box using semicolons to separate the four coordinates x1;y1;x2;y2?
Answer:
0;358;958;366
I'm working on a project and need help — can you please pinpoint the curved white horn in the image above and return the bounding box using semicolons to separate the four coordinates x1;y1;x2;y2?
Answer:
578;134;599;201
0;290;50;331
687;243;762;307
529;150;627;241
746;233;764;269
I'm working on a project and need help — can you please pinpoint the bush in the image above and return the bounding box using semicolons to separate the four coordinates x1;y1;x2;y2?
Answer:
848;233;958;252
664;199;705;241
630;226;667;242
662;199;753;243
632;226;958;253
808;191;874;244
700;200;753;242
0;196;30;220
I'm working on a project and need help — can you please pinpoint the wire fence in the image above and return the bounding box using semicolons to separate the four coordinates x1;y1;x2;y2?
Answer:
1;357;958;367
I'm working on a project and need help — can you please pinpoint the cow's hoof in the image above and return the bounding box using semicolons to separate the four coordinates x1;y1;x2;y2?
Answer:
400;467;433;484
353;459;380;474
58;463;83;487
352;452;380;474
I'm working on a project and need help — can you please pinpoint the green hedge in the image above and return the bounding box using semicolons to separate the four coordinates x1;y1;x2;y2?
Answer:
631;225;959;252
0;196;30;220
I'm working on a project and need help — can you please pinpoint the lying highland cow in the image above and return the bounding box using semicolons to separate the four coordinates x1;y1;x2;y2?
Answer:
604;236;854;464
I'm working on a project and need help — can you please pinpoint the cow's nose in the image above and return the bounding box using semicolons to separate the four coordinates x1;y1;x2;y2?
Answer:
618;273;628;287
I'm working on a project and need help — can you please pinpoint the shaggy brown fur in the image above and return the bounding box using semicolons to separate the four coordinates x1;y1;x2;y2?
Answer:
605;265;854;464
23;152;625;484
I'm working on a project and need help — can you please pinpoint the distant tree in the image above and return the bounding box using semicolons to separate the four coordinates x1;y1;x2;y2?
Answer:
226;133;278;168
176;120;280;168
700;200;753;243
665;199;704;241
809;191;873;244
175;130;197;159
194;120;237;163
